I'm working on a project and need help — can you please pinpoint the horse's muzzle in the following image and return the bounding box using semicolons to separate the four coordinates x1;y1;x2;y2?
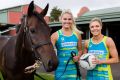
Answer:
47;59;58;72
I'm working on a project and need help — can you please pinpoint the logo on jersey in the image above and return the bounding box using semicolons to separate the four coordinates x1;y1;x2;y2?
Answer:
89;50;104;55
61;42;77;47
61;37;64;42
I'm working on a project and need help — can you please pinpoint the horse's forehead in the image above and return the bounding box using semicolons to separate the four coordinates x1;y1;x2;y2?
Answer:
27;17;38;28
27;15;50;33
28;16;38;23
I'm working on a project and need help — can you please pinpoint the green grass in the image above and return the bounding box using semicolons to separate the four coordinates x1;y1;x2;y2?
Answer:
34;73;54;80
0;72;54;80
0;72;4;80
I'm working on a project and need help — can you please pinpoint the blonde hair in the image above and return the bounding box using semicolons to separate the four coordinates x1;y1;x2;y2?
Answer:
89;17;102;27
59;9;82;34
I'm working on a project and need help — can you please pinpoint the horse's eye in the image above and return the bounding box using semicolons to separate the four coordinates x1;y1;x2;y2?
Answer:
30;28;35;33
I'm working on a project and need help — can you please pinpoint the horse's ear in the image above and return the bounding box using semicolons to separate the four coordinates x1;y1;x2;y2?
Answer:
40;4;49;17
27;1;34;17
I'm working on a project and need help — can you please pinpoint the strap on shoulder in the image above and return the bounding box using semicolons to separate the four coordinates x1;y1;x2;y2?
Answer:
57;29;62;35
103;36;107;42
73;31;79;39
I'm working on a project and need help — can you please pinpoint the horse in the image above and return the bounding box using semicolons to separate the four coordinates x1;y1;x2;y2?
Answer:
0;1;58;80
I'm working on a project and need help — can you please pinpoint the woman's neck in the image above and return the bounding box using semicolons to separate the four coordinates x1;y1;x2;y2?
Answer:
61;28;72;36
92;34;104;43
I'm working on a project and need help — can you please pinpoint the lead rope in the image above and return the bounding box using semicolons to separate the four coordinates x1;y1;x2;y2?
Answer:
57;51;81;80
56;55;72;80
71;51;81;80
34;72;46;80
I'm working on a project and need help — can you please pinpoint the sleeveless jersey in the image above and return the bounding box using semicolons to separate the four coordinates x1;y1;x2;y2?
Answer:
55;30;81;80
87;36;113;80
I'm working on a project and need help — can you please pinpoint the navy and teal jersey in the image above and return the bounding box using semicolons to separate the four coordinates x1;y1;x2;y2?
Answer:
87;36;113;80
55;29;81;80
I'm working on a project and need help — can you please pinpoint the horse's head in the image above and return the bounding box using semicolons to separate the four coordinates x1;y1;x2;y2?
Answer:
20;1;58;72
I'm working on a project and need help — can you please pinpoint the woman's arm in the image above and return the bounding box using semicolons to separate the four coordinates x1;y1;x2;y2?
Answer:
51;32;58;46
83;40;89;54
77;33;82;57
73;32;82;62
96;37;119;64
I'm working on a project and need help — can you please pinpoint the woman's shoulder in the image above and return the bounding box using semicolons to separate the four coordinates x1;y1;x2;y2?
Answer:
104;36;114;46
104;36;113;42
73;31;81;38
51;29;62;40
74;31;80;35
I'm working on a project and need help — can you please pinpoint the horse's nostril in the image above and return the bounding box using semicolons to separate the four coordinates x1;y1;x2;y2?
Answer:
48;60;53;69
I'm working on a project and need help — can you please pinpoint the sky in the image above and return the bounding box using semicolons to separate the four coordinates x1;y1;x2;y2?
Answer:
0;0;120;17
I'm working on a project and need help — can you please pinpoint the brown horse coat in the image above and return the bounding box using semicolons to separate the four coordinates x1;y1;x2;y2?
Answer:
0;1;58;80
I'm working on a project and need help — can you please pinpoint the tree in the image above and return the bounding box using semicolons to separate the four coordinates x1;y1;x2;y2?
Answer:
50;6;62;22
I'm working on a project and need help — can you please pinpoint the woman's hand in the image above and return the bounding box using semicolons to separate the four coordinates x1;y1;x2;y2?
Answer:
92;57;101;64
73;56;80;62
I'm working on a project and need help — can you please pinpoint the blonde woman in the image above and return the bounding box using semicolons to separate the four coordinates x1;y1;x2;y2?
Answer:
51;9;82;80
84;17;119;80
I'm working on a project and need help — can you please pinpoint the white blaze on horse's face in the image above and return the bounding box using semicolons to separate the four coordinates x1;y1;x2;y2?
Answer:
27;1;58;72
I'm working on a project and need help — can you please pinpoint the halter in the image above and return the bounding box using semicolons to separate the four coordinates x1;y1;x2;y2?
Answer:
23;15;51;76
23;15;51;60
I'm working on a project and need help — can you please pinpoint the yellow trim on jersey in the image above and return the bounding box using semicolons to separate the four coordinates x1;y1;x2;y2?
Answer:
73;31;78;39
102;36;109;59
